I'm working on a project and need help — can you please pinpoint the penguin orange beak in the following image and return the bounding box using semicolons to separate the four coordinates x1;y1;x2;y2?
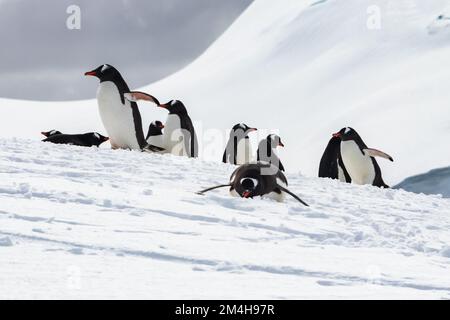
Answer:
84;70;97;77
249;128;257;132
242;191;251;198
332;132;342;138
41;132;48;137
279;142;285;147
103;137;110;141
158;104;168;109
158;124;165;129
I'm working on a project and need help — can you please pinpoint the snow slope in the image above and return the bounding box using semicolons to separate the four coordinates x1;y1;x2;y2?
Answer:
396;166;450;198
1;0;450;185
1;139;450;299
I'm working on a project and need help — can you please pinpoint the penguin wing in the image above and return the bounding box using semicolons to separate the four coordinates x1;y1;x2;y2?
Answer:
319;137;341;179
180;116;198;158
277;185;309;207
124;92;160;105
197;184;231;195
363;148;394;162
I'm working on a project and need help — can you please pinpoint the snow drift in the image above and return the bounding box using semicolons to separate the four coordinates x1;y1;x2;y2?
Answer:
396;166;450;198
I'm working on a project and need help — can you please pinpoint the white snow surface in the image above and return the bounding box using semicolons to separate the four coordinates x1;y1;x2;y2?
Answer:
1;139;450;299
1;0;450;299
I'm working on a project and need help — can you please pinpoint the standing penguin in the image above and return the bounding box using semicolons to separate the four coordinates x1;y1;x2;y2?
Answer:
197;162;308;206
146;120;165;150
222;123;257;165
84;64;162;152
332;127;393;188
41;130;62;138
157;100;198;157
319;136;351;183
257;134;285;172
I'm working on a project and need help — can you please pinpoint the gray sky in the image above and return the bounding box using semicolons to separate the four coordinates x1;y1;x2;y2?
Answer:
0;0;252;101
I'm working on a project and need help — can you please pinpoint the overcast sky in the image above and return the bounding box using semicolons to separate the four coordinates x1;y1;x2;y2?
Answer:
0;0;252;101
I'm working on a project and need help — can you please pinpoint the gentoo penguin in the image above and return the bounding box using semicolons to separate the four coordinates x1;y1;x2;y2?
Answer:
319;136;351;183
43;132;109;147
84;64;162;152
146;120;165;150
332;127;394;188
41;130;62;138
158;100;198;157
222;123;257;165
197;162;308;206
257;134;285;172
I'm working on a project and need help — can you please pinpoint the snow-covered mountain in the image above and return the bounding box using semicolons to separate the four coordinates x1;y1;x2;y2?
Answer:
1;0;450;185
1;139;450;299
1;0;450;299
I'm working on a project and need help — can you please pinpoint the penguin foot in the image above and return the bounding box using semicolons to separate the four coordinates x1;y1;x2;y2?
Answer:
143;144;165;153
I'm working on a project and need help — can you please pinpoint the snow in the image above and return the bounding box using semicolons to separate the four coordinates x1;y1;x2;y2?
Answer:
1;139;450;299
1;0;450;299
395;166;450;198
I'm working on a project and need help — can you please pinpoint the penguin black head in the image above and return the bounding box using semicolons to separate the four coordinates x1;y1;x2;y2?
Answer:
148;121;164;135
87;132;110;147
159;100;188;115
41;130;62;138
333;127;360;142
267;134;284;148
232;123;257;136
84;64;122;83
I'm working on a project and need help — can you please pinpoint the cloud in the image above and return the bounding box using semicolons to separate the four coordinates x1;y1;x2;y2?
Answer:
0;0;252;100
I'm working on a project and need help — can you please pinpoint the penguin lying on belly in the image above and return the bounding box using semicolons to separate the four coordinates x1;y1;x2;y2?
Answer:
197;162;309;206
85;64;163;152
320;127;393;188
222;123;257;165
42;132;109;147
41;130;62;138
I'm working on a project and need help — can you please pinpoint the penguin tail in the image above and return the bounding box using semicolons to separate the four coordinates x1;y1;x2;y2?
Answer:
278;186;309;207
197;184;231;195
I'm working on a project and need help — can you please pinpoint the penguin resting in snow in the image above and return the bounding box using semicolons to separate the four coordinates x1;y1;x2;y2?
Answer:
41;130;62;138
84;64;163;152
319;135;351;183
197;162;308;206
42;132;109;147
222;123;257;165
324;127;393;188
257;134;285;172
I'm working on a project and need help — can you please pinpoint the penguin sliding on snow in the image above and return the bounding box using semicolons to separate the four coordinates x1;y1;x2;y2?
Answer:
145;120;165;150
84;64;163;152
125;93;198;158
320;127;393;188
41;130;62;138
319;136;351;183
197;162;308;206
257;134;285;172
222;123;257;165
43;132;109;147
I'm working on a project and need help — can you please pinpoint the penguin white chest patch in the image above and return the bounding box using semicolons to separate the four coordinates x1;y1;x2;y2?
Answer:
96;82;140;150
163;114;189;156
340;141;375;185
236;138;253;164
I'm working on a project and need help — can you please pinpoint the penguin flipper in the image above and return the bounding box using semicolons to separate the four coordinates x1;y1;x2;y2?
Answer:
124;92;160;105
277;185;309;207
363;148;394;162
196;184;231;195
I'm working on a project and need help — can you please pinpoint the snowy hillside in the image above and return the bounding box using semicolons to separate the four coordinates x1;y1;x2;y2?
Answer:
396;166;450;198
1;139;450;299
1;0;450;186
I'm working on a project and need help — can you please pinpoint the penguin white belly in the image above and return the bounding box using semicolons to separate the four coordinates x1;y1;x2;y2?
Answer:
341;141;375;185
147;135;164;150
163;115;188;156
97;82;140;150
236;138;252;165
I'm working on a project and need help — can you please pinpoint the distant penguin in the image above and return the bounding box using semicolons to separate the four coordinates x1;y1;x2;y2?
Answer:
257;134;285;172
319;136;351;183
332;127;393;188
43;132;109;147
157;100;198;157
146;120;165;150
197;162;308;206
85;64;162;152
222;123;257;165
41;130;62;138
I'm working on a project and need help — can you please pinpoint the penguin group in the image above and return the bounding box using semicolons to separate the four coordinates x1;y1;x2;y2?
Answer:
40;64;395;206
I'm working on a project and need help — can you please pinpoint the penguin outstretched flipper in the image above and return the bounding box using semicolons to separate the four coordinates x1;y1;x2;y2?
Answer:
363;148;394;162
124;92;160;105
197;184;232;195
277;185;309;206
